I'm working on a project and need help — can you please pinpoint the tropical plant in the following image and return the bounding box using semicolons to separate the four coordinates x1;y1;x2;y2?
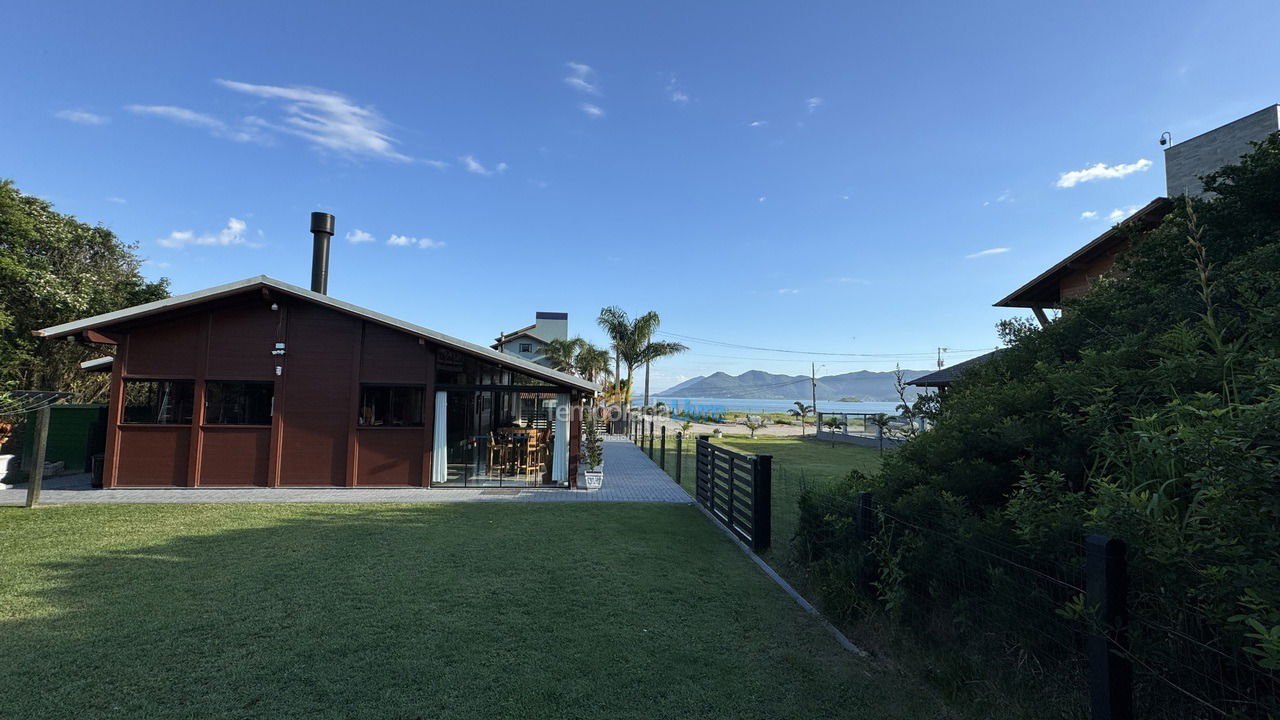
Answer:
540;337;583;374
596;306;687;410
0;180;169;400
820;414;843;446
741;416;765;438
788;401;815;435
573;342;612;384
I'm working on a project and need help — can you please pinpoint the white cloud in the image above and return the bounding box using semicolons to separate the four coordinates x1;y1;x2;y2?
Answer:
1056;158;1152;188
106;197;127;204
158;218;248;248
580;103;605;118
778;288;800;295
126;104;266;143
55;109;109;125
1108;206;1140;221
748;120;768;127
564;62;599;94
1080;210;1098;219
983;190;1014;206
757;196;767;203
806;97;824;113
215;79;414;162
346;228;375;244
965;247;1011;259
388;234;445;249
671;90;690;103
835;276;869;285
461;155;508;176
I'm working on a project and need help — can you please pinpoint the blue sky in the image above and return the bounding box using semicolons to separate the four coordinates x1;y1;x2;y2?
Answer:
4;1;1279;391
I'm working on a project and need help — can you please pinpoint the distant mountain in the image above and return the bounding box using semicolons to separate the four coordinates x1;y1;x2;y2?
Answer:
658;375;706;396
655;369;930;402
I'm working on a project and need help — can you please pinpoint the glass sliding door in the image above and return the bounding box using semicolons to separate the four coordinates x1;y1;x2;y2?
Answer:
438;390;559;487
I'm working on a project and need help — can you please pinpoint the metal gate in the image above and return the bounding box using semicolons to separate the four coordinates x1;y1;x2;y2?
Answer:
695;436;771;553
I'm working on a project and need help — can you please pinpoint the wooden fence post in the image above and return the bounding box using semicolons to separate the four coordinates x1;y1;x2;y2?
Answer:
25;406;50;508
659;426;667;470
752;454;772;553
1086;534;1132;720
675;432;683;486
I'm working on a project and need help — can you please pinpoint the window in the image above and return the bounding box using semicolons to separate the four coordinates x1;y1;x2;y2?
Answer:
519;342;533;353
205;381;274;425
122;379;195;424
358;385;425;427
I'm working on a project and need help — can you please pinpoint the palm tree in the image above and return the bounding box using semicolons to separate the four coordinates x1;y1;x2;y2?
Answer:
788;401;815;436
574;342;612;384
596;306;632;389
541;337;583;374
638;339;687;408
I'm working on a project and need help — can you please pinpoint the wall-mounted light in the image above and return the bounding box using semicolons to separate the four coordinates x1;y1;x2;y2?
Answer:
1159;131;1172;147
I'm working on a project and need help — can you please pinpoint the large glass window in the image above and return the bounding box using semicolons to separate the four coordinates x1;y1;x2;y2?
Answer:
205;381;274;425
359;385;425;427
122;379;195;424
440;390;559;487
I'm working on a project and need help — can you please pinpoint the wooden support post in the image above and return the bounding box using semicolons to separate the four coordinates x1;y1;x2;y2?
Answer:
1086;534;1132;720
659;426;666;471
25;407;50;508
752;454;772;553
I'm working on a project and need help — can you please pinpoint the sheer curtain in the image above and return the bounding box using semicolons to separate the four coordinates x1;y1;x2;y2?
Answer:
431;391;447;485
551;393;569;484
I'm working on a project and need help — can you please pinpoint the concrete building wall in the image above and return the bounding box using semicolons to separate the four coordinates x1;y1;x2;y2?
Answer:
1165;105;1280;197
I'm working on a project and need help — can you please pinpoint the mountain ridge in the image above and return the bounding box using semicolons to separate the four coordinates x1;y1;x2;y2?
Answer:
654;369;931;402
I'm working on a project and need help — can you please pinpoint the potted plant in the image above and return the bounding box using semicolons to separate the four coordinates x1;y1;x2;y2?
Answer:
582;411;604;488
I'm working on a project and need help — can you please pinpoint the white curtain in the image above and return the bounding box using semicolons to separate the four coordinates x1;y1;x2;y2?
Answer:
432;391;448;485
551;393;569;484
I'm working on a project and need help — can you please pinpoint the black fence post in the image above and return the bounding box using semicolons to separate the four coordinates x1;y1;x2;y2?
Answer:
856;492;876;541
659;426;667;471
1086;534;1132;720
648;420;655;457
752;454;772;553
675;432;683;486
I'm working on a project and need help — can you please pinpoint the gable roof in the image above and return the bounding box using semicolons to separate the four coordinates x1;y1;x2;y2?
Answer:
906;350;999;388
492;329;549;348
36;275;597;393
994;197;1173;309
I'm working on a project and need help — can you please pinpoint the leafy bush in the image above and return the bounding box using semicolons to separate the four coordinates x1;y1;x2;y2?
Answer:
796;135;1280;704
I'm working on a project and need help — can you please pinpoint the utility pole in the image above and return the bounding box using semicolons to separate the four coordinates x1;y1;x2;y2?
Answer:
811;362;818;429
937;347;949;370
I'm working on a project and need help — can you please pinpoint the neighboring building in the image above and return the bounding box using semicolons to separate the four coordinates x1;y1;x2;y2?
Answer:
492;312;569;367
36;216;596;490
996;105;1279;326
906;351;999;391
1166;104;1280;198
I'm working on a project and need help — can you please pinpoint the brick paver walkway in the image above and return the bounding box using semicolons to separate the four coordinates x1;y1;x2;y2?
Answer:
0;436;691;506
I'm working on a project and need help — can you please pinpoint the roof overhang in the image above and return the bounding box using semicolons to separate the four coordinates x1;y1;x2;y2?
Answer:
994;197;1173;309
37;276;598;393
80;356;114;373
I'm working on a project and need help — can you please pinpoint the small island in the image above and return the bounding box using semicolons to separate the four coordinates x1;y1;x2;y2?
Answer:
838;396;862;402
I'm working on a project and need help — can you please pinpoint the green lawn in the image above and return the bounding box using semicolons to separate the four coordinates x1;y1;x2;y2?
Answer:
652;433;883;564
0;503;938;720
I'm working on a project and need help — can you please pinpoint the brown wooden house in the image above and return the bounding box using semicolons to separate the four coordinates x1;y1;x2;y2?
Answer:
993;197;1172;326
36;274;596;489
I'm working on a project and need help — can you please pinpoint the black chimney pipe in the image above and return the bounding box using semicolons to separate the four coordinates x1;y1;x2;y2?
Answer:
309;212;334;294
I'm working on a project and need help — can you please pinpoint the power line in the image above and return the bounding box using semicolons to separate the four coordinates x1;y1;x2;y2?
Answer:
657;330;994;359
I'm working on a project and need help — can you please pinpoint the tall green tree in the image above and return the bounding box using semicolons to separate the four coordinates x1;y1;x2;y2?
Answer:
0;180;168;400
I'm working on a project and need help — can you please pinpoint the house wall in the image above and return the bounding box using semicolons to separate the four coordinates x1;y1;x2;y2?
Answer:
103;292;574;489
1165;105;1280;198
1058;241;1127;302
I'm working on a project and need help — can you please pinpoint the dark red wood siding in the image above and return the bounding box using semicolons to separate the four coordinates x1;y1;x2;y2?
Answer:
277;302;359;486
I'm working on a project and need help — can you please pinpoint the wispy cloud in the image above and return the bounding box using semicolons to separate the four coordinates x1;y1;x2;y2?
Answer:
757;196;767;203
158;218;248;249
748;120;768;127
665;75;690;103
806;97;824;113
388;234;445;249
965;247;1011;259
1056;158;1152;188
346;228;375;244
106;196;127;204
983;190;1013;206
126;104;266;143
580;103;605;119
215;79;416;163
778;288;801;295
1080;210;1098;219
1108;206;1140;221
55;109;109;125
461;155;508;176
835;276;869;285
564;62;599;94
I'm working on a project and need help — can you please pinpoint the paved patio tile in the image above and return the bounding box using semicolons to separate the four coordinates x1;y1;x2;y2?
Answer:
0;436;691;506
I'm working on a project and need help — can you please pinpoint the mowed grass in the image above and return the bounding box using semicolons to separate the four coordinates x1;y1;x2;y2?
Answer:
655;434;883;563
0;503;939;720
